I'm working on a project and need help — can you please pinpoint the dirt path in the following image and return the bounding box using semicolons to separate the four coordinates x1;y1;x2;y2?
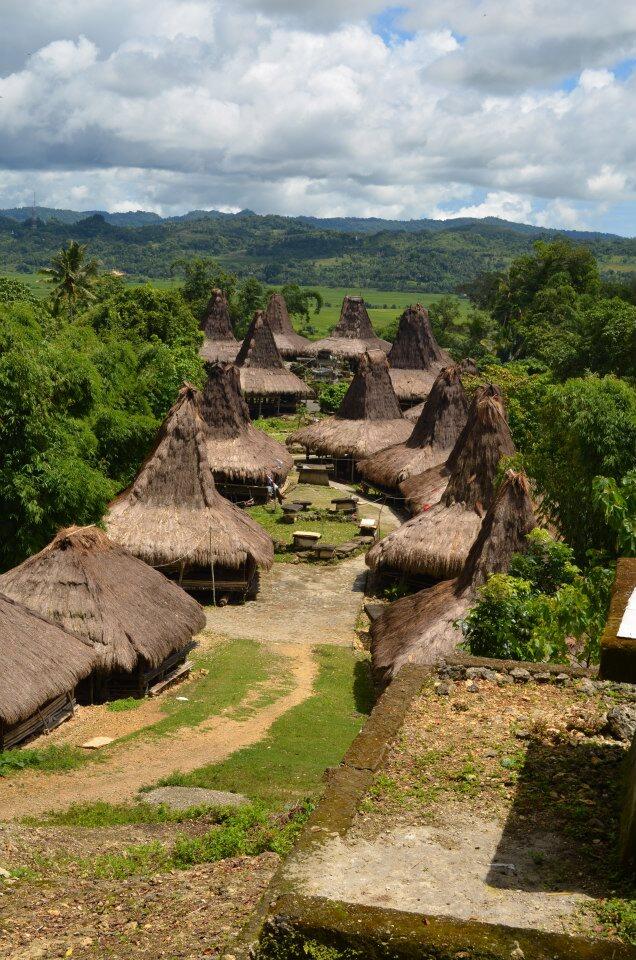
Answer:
0;643;317;820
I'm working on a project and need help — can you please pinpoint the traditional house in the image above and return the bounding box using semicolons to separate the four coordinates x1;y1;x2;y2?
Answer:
236;311;314;416
287;350;412;481
399;384;502;514
370;471;537;687
387;304;451;406
357;366;468;494
366;391;516;587
199;288;239;363
310;296;390;364
0;592;97;748
200;361;293;501
107;384;274;600
264;292;313;359
0;526;206;702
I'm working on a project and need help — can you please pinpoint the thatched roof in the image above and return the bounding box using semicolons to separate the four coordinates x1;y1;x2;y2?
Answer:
404;400;425;423
236;312;314;399
287;351;412;460
200;288;239;363
387;304;451;403
200;362;293;484
107;384;274;572
310;296;390;359
357;366;468;491
400;384;503;513
366;391;516;579
370;470;537;686
264;292;312;358
0;591;97;726
0;526;206;674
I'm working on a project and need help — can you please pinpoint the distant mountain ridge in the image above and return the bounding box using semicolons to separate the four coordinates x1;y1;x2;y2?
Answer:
1;206;630;241
1;206;634;291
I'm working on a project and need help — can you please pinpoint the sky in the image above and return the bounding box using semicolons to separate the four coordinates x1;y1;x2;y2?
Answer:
0;1;635;234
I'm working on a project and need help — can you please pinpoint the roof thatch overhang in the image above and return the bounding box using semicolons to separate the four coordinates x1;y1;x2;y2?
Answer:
106;384;274;572
366;392;516;579
0;526;206;675
201;362;293;484
370;470;537;686
0;592;97;726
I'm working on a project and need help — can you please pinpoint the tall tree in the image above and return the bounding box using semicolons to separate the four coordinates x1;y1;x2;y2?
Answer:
40;241;99;318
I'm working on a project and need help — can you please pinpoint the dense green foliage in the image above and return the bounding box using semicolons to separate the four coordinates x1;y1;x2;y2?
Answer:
0;269;203;570
462;530;613;664
2;209;634;291
317;380;350;413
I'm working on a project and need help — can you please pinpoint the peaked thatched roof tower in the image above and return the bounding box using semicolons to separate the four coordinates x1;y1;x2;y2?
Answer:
310;296;390;361
370;471;537;687
200;362;293;485
106;384;274;583
0;526;206;676
357;366;468;492
0;591;97;737
287;351;412;465
236;311;313;410
264;292;312;358
399;384;502;513
366;391;515;581
387;304;450;404
200;288;239;363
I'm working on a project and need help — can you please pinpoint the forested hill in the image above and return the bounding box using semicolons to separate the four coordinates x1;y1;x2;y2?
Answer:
1;207;634;290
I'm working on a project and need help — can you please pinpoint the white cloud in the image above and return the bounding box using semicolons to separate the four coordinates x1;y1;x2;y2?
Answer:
0;1;634;231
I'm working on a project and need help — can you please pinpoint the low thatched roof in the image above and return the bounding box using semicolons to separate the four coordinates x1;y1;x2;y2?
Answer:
357;366;468;492
236;312;314;399
400;384;502;513
370;470;537;686
366;391;515;580
107;384;274;572
0;526;206;675
387;304;451;403
264;293;312;358
287;351;412;460
404;400;425;423
310;296;390;359
0;592;97;726
200;288;239;363
200;362;293;484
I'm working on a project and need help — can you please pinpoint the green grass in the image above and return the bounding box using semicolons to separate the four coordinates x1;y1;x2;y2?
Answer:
156;646;375;805
26;800;217;828
253;413;310;443
592;898;636;945
106;696;140;713
126;637;290;742
248;503;361;556
0;744;90;778
74;802;313;880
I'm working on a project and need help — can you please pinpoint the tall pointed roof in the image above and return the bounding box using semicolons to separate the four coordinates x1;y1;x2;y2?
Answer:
264;292;312;358
388;304;445;370
287;351;411;460
107;384;274;571
236;312;314;400
236;311;285;370
200;362;293;484
370;470;537;686
366;392;516;580
199;288;239;363
310;295;390;360
357;366;468;491
0;526;206;674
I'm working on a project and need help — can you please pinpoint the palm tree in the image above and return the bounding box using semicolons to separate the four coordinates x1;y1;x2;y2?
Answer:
39;241;99;318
